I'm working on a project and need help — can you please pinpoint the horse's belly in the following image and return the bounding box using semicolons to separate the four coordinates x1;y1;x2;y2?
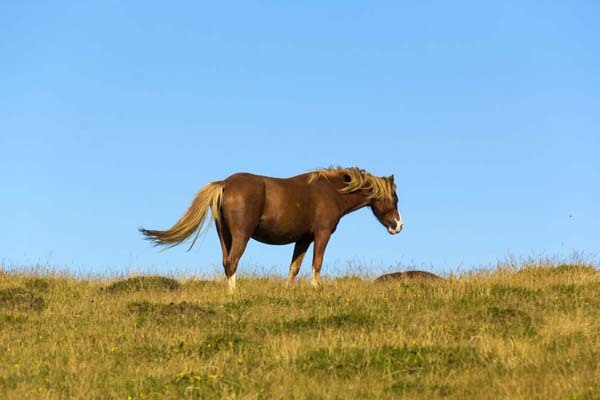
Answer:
252;185;313;244
252;223;306;245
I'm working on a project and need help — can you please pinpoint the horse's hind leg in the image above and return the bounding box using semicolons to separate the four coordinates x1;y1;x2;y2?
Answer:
223;230;251;292
219;210;255;292
218;176;264;291
286;239;311;287
216;218;249;292
215;221;231;265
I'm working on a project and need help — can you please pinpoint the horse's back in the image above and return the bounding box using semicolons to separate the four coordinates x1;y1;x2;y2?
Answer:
224;172;265;185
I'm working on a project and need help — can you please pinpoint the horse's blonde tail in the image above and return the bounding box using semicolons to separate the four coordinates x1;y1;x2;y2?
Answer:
139;181;224;250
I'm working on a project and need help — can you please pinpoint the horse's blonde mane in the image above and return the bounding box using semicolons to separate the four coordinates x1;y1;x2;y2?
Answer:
307;166;396;200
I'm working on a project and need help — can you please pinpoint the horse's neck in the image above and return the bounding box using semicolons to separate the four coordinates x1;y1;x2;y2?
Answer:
317;174;371;216
338;191;371;215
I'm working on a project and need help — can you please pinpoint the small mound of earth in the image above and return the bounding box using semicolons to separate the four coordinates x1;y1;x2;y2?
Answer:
375;270;441;283
0;287;46;311
105;275;180;293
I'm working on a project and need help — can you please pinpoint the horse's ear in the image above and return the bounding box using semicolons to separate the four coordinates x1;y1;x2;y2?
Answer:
388;175;395;183
342;173;352;183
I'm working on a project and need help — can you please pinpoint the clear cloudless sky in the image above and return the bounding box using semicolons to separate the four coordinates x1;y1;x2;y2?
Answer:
1;1;599;277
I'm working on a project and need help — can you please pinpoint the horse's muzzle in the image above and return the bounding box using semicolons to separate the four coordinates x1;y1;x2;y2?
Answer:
387;220;403;234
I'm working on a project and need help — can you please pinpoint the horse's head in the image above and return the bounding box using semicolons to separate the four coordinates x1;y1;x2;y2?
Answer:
370;175;403;235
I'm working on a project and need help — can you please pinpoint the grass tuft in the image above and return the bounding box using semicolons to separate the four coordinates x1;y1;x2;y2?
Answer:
0;287;46;312
296;344;493;378
23;278;50;293
484;305;535;337
104;275;180;293
270;312;375;334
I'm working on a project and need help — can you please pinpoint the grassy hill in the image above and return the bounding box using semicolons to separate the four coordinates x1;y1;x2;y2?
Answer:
1;261;599;399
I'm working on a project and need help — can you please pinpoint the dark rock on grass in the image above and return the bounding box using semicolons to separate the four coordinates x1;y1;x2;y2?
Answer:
0;287;46;311
105;275;180;293
375;270;442;283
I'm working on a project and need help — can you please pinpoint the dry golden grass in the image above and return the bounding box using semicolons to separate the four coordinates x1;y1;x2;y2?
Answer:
1;261;599;399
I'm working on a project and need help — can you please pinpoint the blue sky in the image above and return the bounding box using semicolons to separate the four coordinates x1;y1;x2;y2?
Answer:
1;2;598;277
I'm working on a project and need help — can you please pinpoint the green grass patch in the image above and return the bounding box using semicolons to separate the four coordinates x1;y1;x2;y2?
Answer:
127;301;215;326
1;260;599;399
0;287;46;312
104;275;181;293
296;344;495;377
269;312;375;334
23;278;50;293
0;313;28;327
484;305;535;337
197;333;253;357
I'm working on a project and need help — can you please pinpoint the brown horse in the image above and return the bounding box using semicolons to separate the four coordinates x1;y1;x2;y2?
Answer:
140;167;403;291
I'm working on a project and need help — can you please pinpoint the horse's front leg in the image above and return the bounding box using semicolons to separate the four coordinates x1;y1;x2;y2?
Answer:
311;229;332;287
286;239;312;287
